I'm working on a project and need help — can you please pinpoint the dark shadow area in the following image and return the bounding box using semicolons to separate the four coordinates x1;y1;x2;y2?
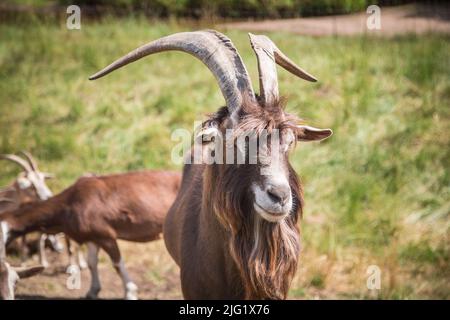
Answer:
16;294;155;300
406;3;450;21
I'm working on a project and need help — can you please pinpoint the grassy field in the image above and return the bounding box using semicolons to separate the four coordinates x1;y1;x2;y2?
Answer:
0;16;449;299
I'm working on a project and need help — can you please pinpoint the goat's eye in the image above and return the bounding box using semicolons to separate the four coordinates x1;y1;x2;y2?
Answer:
288;138;294;147
285;131;296;151
285;137;294;149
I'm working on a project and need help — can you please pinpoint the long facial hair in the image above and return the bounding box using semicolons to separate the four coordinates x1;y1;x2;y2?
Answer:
211;162;302;299
206;100;304;299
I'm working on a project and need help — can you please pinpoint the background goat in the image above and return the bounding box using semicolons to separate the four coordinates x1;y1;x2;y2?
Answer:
0;170;181;299
0;152;64;267
89;30;332;299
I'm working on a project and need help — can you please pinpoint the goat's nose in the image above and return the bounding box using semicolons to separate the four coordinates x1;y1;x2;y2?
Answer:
266;184;290;205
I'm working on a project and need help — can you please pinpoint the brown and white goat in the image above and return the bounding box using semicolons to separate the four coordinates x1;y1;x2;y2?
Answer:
0;170;181;299
0;153;64;267
89;30;332;299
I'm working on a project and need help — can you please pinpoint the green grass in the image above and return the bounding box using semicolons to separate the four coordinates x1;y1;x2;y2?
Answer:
0;17;449;299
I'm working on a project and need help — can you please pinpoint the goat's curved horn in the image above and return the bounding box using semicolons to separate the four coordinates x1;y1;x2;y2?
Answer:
89;30;256;116
248;33;317;105
42;172;55;179
19;151;39;171
0;154;32;173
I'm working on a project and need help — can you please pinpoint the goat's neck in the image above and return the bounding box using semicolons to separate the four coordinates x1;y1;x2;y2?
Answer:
199;165;227;242
199;184;228;250
198;165;245;296
4;197;63;235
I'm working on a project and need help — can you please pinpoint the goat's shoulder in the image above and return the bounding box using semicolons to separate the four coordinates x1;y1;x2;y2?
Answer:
63;175;109;202
73;175;104;189
106;170;181;190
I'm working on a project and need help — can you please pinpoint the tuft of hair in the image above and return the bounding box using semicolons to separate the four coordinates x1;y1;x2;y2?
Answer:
204;96;303;144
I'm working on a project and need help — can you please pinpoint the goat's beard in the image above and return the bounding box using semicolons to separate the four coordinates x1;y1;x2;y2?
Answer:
213;164;302;299
239;214;300;299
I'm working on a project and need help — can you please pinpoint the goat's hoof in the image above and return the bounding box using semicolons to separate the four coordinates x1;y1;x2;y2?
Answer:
86;289;100;299
41;260;49;269
125;282;138;300
125;293;138;300
78;260;88;270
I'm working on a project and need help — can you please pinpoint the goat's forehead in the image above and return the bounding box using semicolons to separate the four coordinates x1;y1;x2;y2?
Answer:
251;127;295;141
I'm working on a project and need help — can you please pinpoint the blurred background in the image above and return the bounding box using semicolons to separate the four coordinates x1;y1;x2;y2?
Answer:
0;0;449;299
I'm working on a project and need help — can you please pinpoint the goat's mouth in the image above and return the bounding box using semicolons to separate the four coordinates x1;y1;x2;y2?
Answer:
254;203;288;223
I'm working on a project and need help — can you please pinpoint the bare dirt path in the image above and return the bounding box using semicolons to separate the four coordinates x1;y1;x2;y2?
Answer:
13;239;182;300
221;4;450;37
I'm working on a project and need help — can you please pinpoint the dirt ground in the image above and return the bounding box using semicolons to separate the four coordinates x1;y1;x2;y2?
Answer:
13;238;182;300
221;4;450;36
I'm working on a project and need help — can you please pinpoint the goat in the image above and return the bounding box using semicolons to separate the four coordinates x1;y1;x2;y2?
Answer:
0;170;181;299
0;152;64;267
1;220;44;300
89;30;332;299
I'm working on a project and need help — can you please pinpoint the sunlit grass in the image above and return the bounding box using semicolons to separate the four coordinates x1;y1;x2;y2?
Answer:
0;17;449;299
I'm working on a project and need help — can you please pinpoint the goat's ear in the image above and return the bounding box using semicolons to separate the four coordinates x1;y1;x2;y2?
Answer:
296;125;333;142
15;265;44;279
42;172;55;179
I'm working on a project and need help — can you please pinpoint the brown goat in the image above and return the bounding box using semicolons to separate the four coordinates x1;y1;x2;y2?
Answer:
89;30;332;299
0;170;181;299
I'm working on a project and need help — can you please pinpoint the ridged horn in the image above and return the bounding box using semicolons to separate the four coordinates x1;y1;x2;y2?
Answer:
89;30;256;116
248;33;317;105
0;154;32;173
20;151;39;171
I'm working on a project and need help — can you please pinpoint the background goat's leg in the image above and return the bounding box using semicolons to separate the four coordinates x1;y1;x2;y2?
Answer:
38;234;49;268
66;237;87;269
77;244;87;269
99;239;138;300
66;236;76;267
48;234;64;252
86;242;100;299
39;233;64;268
20;235;29;263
